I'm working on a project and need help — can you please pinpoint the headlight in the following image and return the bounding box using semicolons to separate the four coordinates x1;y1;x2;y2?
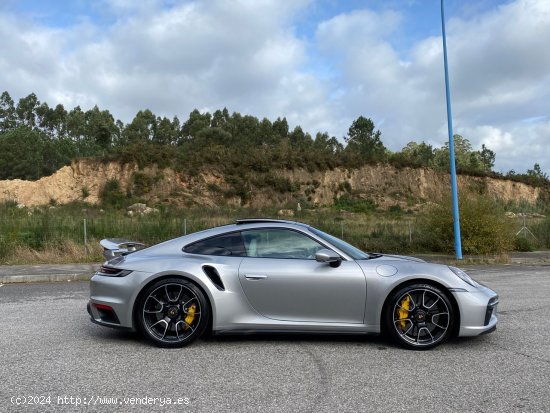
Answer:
448;266;480;288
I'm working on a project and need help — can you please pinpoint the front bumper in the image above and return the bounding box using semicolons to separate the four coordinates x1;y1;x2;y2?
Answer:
453;285;498;337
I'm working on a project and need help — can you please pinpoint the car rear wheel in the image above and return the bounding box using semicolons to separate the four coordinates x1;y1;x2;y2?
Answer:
137;278;209;348
385;283;454;350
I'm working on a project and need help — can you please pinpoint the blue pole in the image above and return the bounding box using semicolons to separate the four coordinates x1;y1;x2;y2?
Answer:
440;0;462;260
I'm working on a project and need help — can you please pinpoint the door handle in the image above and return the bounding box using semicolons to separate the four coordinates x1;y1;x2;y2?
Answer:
245;274;267;280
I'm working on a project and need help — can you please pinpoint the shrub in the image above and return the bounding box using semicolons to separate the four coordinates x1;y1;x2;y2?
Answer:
338;181;352;193
100;179;126;208
333;194;376;213
132;171;153;196
514;236;535;252
531;217;550;249
417;196;513;254
388;204;403;215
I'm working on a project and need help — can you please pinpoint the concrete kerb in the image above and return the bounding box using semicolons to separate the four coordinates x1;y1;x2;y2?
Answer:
0;263;100;284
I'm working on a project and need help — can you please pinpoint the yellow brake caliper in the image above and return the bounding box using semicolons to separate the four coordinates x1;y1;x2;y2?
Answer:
396;295;411;330
184;304;197;330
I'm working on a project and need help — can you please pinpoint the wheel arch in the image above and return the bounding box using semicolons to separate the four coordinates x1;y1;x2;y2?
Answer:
380;278;461;337
132;273;214;335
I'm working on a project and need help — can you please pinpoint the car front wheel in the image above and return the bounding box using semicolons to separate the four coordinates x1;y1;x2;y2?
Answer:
385;283;455;350
136;278;209;348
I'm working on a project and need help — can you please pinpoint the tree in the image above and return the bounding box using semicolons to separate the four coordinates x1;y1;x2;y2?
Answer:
479;144;495;171
314;132;343;154
154;116;180;145
527;163;548;180
344;116;386;163
272;117;289;138
66;106;86;143
16;93;40;128
0;91;17;131
123;109;156;142
400;141;434;167
181;109;211;140
289;126;313;149
85;106;117;148
430;135;498;174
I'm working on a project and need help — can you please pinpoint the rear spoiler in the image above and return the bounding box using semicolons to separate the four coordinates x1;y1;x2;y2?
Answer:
100;239;146;260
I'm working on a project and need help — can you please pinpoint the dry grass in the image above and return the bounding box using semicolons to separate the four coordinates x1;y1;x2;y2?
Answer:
2;239;103;265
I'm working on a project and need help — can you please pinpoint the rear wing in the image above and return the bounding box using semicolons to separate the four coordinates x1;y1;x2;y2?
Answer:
100;239;146;260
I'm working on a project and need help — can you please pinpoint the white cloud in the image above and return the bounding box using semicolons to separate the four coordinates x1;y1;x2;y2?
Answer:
314;0;550;173
1;0;549;174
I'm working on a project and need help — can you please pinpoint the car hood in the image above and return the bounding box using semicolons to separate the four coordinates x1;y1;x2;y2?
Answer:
370;254;426;263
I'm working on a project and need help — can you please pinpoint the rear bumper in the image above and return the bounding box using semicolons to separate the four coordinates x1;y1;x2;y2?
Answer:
88;270;153;331
87;301;134;331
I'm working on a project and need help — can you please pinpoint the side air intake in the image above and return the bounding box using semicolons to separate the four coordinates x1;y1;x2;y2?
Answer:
202;266;225;291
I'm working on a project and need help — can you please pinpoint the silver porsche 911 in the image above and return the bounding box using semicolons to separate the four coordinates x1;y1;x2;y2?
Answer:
87;219;498;349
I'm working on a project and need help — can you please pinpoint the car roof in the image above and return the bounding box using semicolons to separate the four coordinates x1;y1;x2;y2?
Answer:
235;218;309;227
179;219;310;243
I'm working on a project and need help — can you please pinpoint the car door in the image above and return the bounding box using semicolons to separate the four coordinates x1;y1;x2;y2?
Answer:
238;228;367;323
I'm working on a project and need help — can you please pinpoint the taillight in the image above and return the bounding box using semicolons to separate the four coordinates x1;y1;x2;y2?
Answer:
97;266;132;277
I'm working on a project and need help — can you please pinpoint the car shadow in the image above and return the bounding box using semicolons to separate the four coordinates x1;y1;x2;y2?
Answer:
202;331;392;348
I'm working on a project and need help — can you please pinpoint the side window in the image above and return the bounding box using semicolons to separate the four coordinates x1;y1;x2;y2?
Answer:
184;232;246;257
242;229;324;259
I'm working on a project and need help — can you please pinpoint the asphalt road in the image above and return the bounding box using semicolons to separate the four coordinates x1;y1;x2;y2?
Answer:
0;264;549;412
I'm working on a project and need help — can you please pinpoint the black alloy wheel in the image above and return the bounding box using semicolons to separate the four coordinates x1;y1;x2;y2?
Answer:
385;283;454;350
137;278;209;348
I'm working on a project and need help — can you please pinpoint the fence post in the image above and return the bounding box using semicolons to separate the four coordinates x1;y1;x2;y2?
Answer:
408;221;412;245
184;218;187;235
341;221;344;240
83;219;88;255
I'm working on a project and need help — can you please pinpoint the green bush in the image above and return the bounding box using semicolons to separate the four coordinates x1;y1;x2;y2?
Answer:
100;179;127;208
333;194;376;213
132;171;153;196
531;217;550;249
417;196;513;254
514;236;535;252
388;204;403;215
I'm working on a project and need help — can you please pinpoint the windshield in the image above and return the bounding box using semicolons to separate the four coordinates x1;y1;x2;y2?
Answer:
308;227;370;260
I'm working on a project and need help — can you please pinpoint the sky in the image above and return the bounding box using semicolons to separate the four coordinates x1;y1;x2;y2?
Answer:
1;0;549;174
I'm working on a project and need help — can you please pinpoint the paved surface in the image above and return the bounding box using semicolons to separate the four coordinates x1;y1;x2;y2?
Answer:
0;264;549;412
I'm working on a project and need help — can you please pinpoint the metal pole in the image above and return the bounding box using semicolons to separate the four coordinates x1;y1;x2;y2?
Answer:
83;219;88;255
184;218;187;235
441;0;462;260
341;222;344;240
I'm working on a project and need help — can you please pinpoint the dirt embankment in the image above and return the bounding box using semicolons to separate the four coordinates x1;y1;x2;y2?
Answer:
0;159;542;208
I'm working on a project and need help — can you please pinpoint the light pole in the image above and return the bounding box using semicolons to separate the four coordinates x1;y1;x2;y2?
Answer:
440;0;462;260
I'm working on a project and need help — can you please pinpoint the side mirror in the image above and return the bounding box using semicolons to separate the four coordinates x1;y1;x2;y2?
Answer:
315;249;342;268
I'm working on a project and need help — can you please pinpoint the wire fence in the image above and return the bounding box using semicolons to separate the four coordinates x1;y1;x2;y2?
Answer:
0;213;416;251
0;211;547;261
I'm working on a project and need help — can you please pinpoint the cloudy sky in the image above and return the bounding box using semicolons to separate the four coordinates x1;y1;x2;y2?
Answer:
1;0;549;173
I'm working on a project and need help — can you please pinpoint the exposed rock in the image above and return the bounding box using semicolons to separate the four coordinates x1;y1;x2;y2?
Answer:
127;203;159;216
0;159;545;209
277;209;295;217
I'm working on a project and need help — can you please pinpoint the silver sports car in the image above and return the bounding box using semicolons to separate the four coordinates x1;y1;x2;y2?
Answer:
88;219;498;349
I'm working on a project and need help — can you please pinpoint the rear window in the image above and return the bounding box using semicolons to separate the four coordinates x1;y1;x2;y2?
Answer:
183;232;246;257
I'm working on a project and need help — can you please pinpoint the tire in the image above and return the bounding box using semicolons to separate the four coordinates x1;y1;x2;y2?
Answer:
136;278;209;348
384;283;455;350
